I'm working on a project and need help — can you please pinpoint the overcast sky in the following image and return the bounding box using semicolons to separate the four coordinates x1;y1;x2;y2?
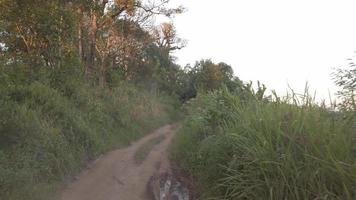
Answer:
166;0;356;102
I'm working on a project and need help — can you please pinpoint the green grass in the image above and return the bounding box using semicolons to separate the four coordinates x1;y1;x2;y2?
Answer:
172;87;356;200
134;135;166;164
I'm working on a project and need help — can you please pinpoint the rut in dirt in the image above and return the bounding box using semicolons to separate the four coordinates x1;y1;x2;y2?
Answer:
58;124;190;200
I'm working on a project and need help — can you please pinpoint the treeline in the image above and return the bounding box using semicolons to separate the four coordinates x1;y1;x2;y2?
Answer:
0;0;243;100
0;0;186;92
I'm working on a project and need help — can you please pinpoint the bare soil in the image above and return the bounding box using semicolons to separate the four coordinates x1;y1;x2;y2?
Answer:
58;124;178;200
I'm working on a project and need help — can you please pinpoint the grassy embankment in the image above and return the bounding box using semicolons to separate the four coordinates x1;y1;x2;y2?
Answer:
0;66;180;200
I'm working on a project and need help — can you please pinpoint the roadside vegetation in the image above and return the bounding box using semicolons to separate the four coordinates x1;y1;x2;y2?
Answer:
173;79;355;199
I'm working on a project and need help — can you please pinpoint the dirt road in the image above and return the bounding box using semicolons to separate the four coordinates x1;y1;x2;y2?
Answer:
59;124;178;200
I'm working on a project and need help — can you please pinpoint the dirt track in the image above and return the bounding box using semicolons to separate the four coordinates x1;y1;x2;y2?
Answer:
59;124;178;200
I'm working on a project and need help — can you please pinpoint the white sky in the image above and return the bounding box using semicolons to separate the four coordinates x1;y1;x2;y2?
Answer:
167;0;356;102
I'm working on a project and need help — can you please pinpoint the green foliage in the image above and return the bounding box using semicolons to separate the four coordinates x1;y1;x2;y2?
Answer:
0;66;178;200
172;87;356;200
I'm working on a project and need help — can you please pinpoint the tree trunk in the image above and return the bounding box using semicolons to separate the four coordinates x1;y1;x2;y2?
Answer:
99;60;106;88
77;9;84;63
85;11;97;79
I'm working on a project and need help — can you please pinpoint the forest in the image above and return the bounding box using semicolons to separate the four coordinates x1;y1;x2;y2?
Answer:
0;0;355;200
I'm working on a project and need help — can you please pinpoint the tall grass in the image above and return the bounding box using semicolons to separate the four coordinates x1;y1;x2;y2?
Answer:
172;87;356;200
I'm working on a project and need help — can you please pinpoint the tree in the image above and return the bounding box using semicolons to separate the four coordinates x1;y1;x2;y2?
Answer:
153;22;186;56
78;0;184;85
333;59;356;111
192;59;234;91
0;0;77;67
174;60;240;102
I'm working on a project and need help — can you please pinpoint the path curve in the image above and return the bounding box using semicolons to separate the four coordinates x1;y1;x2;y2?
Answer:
59;124;178;200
